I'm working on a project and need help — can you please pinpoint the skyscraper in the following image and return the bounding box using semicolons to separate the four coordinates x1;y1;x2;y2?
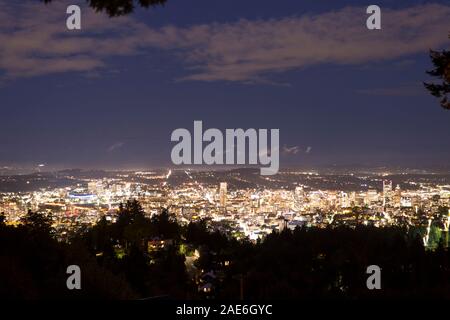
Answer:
219;182;227;208
383;180;393;207
383;180;393;194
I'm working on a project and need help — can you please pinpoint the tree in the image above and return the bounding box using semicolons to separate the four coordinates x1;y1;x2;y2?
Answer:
424;34;450;110
151;207;180;240
42;0;167;17
116;199;146;236
20;210;52;235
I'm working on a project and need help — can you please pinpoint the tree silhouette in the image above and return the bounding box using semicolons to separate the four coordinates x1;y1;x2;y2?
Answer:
424;35;450;110
20;209;53;235
150;207;180;240
42;0;167;17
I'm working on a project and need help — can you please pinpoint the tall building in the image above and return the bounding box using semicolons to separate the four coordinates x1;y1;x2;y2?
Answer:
365;189;378;206
394;184;402;207
294;186;305;210
400;196;412;208
383;180;393;207
219;182;227;208
340;191;350;208
88;180;103;194
383;180;393;194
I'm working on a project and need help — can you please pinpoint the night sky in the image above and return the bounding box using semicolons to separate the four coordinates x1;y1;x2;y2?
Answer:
0;0;449;170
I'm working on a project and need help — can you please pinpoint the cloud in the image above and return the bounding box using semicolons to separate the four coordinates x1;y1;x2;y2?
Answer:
282;145;312;155
107;142;125;152
0;1;141;78
282;145;301;155
178;4;450;82
0;1;449;82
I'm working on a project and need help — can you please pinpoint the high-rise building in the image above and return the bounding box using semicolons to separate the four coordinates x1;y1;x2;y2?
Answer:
88;180;103;194
340;192;350;208
219;182;227;208
383;180;393;207
394;184;402;207
294;186;305;209
383;180;393;194
400;196;412;208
